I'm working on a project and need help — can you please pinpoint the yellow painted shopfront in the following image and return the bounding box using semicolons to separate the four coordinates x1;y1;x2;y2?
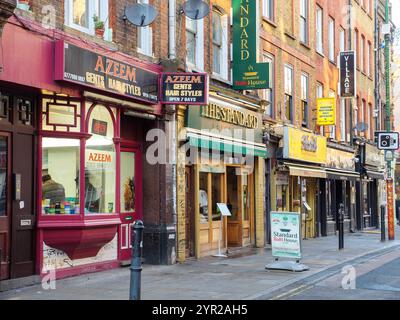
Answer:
273;126;327;239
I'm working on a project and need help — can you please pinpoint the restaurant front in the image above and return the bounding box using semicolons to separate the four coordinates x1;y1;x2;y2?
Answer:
176;91;267;261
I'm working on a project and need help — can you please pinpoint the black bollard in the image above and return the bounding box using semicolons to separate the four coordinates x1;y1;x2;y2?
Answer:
339;204;344;250
129;220;144;300
381;205;386;242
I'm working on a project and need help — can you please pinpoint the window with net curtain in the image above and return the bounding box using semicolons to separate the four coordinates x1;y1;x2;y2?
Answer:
212;10;222;75
85;105;116;215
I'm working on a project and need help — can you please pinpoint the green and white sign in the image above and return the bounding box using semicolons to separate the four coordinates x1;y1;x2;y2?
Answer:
232;0;270;90
270;212;302;259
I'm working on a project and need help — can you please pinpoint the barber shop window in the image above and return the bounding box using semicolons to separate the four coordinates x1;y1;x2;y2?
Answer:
85;105;116;215
42;138;80;215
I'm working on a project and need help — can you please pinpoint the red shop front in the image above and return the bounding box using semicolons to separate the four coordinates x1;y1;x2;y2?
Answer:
0;17;163;280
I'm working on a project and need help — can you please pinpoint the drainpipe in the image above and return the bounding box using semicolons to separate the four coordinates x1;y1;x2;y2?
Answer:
348;0;353;145
169;0;176;60
374;0;380;131
168;0;178;264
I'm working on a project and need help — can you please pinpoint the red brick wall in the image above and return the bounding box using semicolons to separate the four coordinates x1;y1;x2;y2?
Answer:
25;0;170;64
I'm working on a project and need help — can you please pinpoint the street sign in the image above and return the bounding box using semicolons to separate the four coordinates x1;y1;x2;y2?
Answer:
270;212;302;260
232;0;269;90
377;132;399;150
339;51;356;98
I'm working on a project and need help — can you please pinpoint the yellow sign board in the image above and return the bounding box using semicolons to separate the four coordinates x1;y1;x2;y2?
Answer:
284;127;327;164
317;98;336;126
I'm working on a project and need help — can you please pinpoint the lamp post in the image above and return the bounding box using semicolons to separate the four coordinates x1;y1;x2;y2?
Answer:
384;0;395;240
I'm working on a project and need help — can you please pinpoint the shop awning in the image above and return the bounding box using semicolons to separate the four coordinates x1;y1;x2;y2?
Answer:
186;131;268;158
326;169;360;181
286;164;327;179
366;170;385;180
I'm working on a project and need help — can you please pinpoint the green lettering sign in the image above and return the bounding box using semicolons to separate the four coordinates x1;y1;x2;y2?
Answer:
232;0;270;90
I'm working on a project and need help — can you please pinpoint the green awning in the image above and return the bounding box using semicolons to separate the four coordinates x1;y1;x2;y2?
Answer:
188;135;268;158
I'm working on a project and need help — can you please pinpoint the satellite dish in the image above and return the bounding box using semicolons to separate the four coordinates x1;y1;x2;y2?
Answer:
124;3;158;27
183;0;210;20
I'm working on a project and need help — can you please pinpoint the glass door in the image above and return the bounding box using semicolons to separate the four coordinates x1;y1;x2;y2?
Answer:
0;134;10;280
227;167;242;247
119;149;141;262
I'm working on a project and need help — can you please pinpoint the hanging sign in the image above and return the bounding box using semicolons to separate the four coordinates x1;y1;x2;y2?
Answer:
55;41;159;104
317;98;336;126
339;51;356;98
232;0;269;90
92;119;108;136
270;212;302;260
160;73;208;105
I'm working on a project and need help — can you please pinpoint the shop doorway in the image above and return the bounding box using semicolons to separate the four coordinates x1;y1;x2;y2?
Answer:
118;148;142;264
0;93;36;280
0;134;11;280
227;167;253;247
304;179;317;239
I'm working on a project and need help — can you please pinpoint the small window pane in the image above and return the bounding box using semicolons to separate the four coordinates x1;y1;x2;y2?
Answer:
48;105;76;126
212;174;222;222
85;105;116;215
42;138;80;215
199;172;209;224
121;152;135;213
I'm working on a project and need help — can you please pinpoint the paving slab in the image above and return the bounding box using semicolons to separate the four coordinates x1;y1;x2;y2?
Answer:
1;227;399;300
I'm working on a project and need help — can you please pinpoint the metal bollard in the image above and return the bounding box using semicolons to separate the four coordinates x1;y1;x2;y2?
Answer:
381;205;386;242
129;220;144;300
338;204;344;250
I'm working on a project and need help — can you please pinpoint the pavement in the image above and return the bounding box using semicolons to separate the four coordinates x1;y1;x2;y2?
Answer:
1;227;400;300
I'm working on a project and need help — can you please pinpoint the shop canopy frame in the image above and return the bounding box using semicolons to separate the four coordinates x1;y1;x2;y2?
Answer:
325;168;361;181
365;170;385;180
281;162;327;179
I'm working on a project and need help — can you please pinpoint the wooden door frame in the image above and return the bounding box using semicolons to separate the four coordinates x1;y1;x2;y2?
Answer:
0;132;12;280
185;166;195;258
118;142;142;262
226;165;243;247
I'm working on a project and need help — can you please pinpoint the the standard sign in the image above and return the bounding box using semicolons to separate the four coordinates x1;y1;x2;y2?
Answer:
270;212;302;259
339;51;356;98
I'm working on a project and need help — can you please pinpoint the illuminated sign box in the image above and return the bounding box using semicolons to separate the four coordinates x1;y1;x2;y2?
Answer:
160;73;209;105
55;41;159;104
